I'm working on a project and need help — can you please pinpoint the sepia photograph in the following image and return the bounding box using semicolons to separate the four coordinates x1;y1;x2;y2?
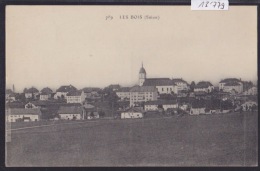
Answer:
5;5;258;166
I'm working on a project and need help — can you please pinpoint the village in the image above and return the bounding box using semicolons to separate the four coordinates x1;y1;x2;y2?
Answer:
5;63;258;123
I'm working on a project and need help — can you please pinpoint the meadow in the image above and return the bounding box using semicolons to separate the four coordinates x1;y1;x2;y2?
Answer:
6;112;258;166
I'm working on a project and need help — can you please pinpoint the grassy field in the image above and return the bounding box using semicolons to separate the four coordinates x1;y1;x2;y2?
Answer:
6;112;258;166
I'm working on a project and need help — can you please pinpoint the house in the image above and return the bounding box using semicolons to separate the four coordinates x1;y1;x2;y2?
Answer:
81;87;101;98
190;100;206;115
6;89;16;102
143;78;178;95
54;85;77;99
194;81;214;93
116;87;131;101
108;84;121;91
121;107;144;119
83;103;99;119
144;100;178;111
24;87;40;99
6;108;41;122
219;78;243;94
57;106;85;120
243;86;257;95
171;78;190;92
129;86;158;107
40;87;53;100
66;91;85;104
194;91;209;100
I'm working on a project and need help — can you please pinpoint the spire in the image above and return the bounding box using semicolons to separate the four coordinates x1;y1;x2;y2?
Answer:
142;62;143;68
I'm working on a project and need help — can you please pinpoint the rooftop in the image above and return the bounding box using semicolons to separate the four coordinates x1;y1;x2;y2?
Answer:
56;85;77;93
24;87;39;93
41;87;53;94
220;78;241;83
8;108;41;115
130;86;157;92
143;78;175;86
116;87;131;92
67;90;83;96
194;81;213;89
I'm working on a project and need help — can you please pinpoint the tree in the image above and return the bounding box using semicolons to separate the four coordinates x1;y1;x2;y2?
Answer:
190;81;196;92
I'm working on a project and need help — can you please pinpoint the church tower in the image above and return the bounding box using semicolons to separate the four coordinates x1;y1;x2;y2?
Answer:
139;62;146;86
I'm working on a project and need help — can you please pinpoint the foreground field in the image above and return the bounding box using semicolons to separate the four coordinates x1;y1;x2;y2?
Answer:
6;112;258;166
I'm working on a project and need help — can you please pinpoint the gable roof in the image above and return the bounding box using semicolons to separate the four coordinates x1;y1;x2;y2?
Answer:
220;78;241;83
9;108;41;115
56;85;77;92
67;90;83;96
143;78;175;86
224;82;241;86
172;78;188;84
24;87;39;93
194;81;213;89
57;106;83;114
108;84;121;89
41;87;53;94
130;86;157;92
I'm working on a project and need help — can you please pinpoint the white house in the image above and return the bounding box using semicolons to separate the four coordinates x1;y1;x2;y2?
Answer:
54;85;77;99
172;78;189;92
194;81;214;93
7;108;41;122
57;106;85;120
24;87;39;99
40;87;53;100
190;100;206;115
121;107;143;119
116;87;131;101
190;107;206;115
5;89;16;102
66;91;85;104
219;78;243;94
129;86;158;107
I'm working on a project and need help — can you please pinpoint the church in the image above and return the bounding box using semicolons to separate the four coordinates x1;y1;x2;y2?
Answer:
138;63;189;95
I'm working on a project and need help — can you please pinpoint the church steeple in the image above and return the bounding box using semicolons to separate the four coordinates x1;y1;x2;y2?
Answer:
139;62;146;86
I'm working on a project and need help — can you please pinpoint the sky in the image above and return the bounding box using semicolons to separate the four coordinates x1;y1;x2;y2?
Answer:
6;6;257;92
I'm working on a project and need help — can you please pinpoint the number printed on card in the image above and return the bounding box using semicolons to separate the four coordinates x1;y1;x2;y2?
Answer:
191;0;229;10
